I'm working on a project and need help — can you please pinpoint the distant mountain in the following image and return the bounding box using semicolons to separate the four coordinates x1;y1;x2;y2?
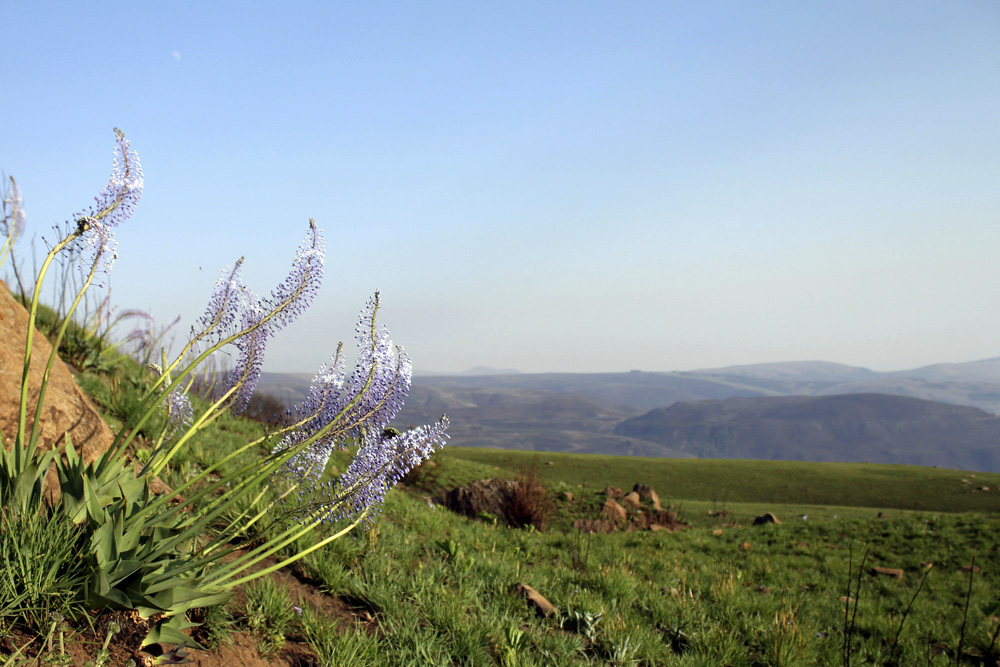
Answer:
254;358;1000;471
613;393;1000;472
417;366;521;377
889;357;1000;383
687;360;878;383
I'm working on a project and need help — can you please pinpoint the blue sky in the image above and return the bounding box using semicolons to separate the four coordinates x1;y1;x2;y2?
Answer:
3;2;999;374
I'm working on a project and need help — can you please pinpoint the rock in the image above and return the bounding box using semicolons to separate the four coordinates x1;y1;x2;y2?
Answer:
545;461;554;466
649;523;667;532
752;513;782;526
621;491;642;509
960;564;981;574
601;497;627;523
712;529;724;536
561;491;574;502
739;541;752;551
443;478;522;527
877;511;888;519
0;282;116;501
870;567;904;581
602;486;623;498
512;583;556;617
632;483;662;510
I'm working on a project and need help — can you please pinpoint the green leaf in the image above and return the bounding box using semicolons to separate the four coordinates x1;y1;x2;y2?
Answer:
142;616;204;649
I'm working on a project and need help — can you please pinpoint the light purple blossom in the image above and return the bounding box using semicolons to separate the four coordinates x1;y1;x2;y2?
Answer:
2;177;25;241
225;304;270;414
318;417;449;528
218;222;324;415
192;259;249;344
270;345;347;484
259;219;324;332
337;292;413;437
270;294;447;528
164;386;193;437
69;129;143;282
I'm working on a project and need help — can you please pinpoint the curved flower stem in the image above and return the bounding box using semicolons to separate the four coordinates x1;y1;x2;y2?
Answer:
206;512;365;589
15;231;80;466
25;237;106;460
143;382;239;478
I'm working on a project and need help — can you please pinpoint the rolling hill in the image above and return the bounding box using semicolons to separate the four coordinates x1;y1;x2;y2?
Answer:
613;393;1000;472
255;358;1000;472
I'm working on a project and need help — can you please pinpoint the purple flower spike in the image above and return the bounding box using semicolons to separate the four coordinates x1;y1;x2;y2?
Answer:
226;304;269;414
338;292;412;437
221;221;325;415
326;417;450;527
164;386;193;437
192;259;249;344
2;177;25;241
271;346;348;482
69;129;143;282
260;220;324;334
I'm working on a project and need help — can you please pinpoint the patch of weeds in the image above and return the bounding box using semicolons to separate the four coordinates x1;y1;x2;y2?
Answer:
242;579;295;657
0;504;87;629
507;465;552;531
498;624;532;667
297;602;341;666
191;602;238;650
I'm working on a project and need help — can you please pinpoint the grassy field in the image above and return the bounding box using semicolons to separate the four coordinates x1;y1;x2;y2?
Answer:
435;447;1000;513
4;351;1000;666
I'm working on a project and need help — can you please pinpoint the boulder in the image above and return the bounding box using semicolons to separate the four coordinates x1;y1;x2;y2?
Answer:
632;483;662;510
0;282;115;500
443;478;523;527
601;497;627;523
621;491;642;509
752;513;782;526
602;486;623;498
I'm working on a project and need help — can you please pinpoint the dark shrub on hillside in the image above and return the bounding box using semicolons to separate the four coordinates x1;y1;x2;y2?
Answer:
506;466;552;531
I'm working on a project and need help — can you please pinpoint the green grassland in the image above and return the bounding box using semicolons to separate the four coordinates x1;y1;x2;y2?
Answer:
435;447;1000;514
5;344;1000;666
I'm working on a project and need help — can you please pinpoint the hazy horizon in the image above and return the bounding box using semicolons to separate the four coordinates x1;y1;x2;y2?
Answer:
4;2;999;376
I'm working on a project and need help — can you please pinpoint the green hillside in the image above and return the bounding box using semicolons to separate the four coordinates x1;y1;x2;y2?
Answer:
437;446;1000;513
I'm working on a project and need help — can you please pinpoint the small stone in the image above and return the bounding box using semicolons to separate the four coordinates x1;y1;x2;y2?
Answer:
870;567;904;580
513;583;556;617
739;541;752;551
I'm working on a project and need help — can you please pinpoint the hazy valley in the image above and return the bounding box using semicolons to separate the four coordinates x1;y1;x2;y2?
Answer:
257;357;1000;473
